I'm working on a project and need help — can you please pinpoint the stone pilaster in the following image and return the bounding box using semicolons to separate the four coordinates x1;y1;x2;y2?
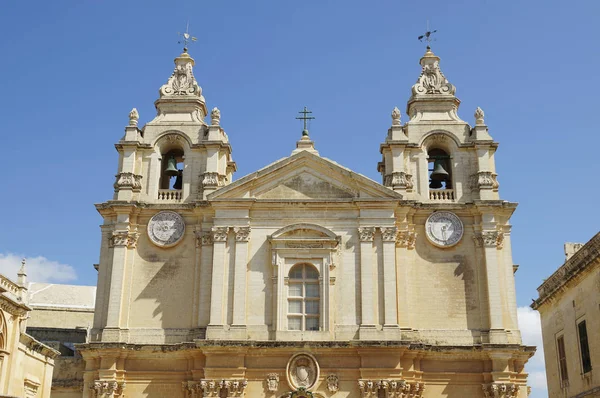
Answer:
358;227;376;333
103;229;139;342
381;227;399;330
231;226;250;336
474;229;506;342
207;226;229;336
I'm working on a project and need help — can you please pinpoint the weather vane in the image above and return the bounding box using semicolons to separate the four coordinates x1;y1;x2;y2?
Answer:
296;106;315;136
418;20;437;48
178;21;197;52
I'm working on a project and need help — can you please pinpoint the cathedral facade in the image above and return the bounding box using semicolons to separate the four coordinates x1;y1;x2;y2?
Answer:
78;47;534;397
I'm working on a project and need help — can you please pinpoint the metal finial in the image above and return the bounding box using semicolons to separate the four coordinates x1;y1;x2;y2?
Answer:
296;106;315;136
177;21;198;52
418;20;437;48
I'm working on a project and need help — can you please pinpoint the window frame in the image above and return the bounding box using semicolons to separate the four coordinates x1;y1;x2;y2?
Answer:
287;263;321;332
577;319;592;374
555;332;569;386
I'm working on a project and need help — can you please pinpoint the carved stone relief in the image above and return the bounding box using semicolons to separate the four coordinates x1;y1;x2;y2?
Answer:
90;380;125;398
183;379;247;397
286;353;319;391
412;49;455;96
396;230;418;249
358;380;423;398
384;172;413;190
326;374;339;393
358;227;376;242
113;172;142;192
469;171;499;191
473;231;504;249
482;383;520;398
381;227;398;242
212;226;229;242
109;231;140;248
266;373;279;392
234;226;251;242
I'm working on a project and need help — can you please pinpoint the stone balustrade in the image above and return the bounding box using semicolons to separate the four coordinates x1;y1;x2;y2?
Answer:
157;189;183;201
429;189;455;201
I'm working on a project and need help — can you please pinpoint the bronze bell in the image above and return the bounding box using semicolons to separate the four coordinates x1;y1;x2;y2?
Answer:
429;160;449;189
173;171;183;190
164;155;179;177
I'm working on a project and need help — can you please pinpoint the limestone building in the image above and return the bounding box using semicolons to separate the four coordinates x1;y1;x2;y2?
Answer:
0;264;59;398
532;234;600;397
78;46;534;397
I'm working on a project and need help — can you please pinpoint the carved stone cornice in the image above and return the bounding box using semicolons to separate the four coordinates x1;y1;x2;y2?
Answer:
109;231;139;248
482;383;520;398
473;231;504;249
211;227;229;242
113;172;142;192
469;171;499;191
358;379;424;398
533;231;600;309
234;226;251;242
384;172;413;190
381;227;398;242
90;380;125;398
183;379;247;397
358;227;376;242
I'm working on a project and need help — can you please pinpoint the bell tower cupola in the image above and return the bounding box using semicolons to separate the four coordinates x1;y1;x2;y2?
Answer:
111;49;236;203
379;46;500;203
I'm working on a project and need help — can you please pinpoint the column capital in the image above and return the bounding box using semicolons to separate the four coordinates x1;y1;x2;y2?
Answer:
473;231;504;249
380;226;398;242
211;226;229;242
357;227;376;242
109;231;139;248
396;230;417;249
113;172;142;193
233;226;251;242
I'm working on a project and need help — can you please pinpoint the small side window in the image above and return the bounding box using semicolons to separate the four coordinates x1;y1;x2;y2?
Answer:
578;320;592;374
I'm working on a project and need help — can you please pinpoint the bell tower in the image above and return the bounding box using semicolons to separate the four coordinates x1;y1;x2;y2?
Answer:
379;46;499;203
112;49;236;204
378;46;520;346
92;49;236;343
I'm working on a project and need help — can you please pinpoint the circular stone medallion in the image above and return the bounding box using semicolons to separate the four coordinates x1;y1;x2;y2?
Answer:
286;353;320;391
425;211;464;248
147;211;185;248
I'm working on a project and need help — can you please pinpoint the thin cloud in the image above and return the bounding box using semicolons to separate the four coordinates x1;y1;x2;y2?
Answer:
0;253;77;283
518;306;547;396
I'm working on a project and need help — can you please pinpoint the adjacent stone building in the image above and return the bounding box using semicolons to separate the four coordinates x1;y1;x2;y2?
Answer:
532;234;600;397
0;263;59;398
75;46;534;397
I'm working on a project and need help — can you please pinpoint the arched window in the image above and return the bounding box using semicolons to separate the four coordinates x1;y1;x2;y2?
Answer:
159;149;184;191
287;264;320;331
427;148;452;190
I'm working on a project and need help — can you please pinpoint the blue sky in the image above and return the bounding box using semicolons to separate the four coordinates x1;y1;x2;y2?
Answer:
1;1;599;395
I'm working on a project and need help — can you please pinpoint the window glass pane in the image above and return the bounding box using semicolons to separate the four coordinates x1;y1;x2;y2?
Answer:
306;317;319;331
578;321;592;373
305;266;319;279
289;283;302;297
288;317;301;331
288;300;302;313
306;284;320;298
306;301;319;314
289;266;303;279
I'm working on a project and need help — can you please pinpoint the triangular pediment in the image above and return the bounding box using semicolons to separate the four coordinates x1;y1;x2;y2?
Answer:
209;151;402;201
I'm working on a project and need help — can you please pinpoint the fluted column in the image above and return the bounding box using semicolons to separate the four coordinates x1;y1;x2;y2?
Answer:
232;227;250;330
358;227;376;328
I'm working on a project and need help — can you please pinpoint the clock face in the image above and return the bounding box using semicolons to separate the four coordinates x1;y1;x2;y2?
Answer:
425;211;463;248
147;211;185;248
